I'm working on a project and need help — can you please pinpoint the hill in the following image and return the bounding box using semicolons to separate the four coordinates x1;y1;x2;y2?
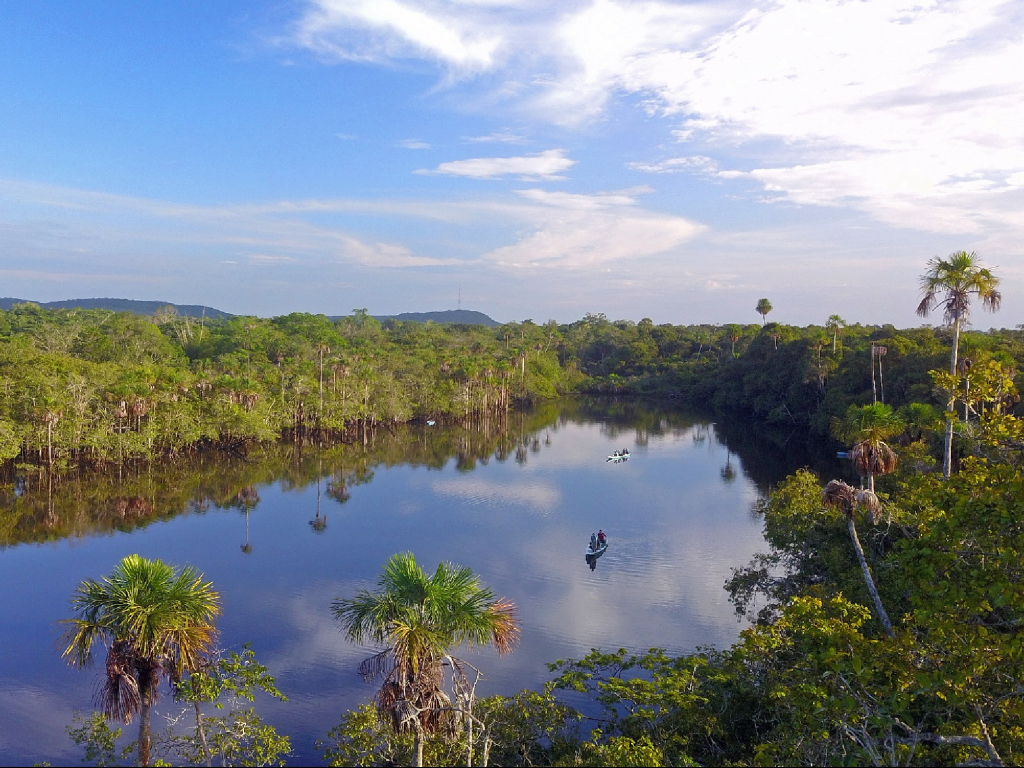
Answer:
372;310;500;327
0;297;234;319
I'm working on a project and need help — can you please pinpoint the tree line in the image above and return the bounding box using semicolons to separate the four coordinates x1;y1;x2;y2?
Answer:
3;287;1023;475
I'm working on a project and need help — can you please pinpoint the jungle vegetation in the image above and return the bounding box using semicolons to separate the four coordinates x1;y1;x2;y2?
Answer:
24;252;1024;764
2;293;1024;475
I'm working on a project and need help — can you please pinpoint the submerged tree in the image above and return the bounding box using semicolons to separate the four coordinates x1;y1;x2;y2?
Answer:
60;554;221;767
332;552;519;767
916;251;1001;479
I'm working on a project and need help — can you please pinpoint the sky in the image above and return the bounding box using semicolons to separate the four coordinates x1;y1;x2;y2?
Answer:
1;0;1023;326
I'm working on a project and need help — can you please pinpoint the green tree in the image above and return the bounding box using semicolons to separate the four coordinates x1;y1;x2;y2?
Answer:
724;324;742;357
825;314;846;353
60;554;221;766
171;644;290;767
833;403;903;492
332;552;520;767
755;298;773;326
916;251;1001;479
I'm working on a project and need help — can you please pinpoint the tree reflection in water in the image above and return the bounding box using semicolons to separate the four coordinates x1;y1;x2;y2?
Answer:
0;399;848;551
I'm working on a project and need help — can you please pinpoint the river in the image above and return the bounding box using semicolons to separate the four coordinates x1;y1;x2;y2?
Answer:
0;398;842;765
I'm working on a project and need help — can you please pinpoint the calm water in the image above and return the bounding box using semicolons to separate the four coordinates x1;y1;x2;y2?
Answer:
0;399;838;765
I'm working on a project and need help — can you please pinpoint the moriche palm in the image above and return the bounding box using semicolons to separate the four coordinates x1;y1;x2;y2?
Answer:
60;554;221;767
834;403;902;493
916;250;1001;479
332;551;519;767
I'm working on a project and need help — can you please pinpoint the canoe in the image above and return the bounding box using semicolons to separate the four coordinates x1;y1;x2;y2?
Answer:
586;541;608;557
606;453;629;462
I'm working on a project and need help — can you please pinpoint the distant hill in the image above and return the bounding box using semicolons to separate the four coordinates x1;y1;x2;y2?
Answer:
0;297;234;319
0;299;500;326
373;310;500;327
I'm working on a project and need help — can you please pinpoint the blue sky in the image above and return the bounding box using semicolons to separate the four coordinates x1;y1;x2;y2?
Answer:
1;0;1022;325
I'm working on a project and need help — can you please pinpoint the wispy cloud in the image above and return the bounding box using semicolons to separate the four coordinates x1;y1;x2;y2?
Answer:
289;0;1024;239
398;138;431;149
292;0;503;71
463;129;527;144
629;156;718;175
485;187;703;268
420;149;574;180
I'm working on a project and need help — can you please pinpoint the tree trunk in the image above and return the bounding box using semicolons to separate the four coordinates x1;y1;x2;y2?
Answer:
878;352;885;405
194;700;212;767
413;723;425;767
847;516;894;638
138;666;154;766
481;727;491;767
871;347;877;405
943;320;961;480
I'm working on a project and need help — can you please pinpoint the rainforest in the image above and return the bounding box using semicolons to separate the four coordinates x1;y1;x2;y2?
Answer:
2;273;1024;766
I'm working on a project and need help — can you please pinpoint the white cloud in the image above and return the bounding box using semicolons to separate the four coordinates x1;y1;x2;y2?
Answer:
293;0;504;71
629;156;719;175
290;0;1024;238
463;129;527;143
399;138;431;149
0;178;460;271
421;148;575;179
486;187;703;268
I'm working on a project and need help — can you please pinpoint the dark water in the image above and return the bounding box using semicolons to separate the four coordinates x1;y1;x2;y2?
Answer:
0;399;840;765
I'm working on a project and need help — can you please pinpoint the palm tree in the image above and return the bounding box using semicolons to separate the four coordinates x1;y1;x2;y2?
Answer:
755;298;773;326
833;404;902;493
332;552;519;767
725;324;742;357
316;343;331;419
822;480;895;638
826;314;846;353
61;554;221;766
916;251;1001;479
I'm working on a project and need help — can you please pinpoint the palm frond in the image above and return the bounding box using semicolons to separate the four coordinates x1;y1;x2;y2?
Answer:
96;641;141;723
358;648;395;682
62;555;220;690
822;480;856;517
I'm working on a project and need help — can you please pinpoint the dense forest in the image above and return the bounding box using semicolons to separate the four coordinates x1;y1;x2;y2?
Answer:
2;300;1022;470
8;271;1024;766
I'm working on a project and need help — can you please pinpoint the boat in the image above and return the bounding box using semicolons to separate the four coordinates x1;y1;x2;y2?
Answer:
586;540;608;557
606;450;630;462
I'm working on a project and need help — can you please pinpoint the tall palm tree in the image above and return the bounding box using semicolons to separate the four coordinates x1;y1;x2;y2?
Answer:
916;251;1001;479
755;297;773;326
826;314;846;353
61;554;221;767
332;552;519;767
833;404;902;493
822;480;895;638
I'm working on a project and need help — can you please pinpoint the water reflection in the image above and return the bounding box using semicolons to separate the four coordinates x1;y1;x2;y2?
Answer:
0;398;847;765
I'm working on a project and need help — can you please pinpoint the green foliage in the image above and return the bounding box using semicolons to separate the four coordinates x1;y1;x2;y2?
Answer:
67;712;135;767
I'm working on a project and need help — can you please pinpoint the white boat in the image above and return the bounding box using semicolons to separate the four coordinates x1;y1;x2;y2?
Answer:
586;540;608;557
606;451;630;462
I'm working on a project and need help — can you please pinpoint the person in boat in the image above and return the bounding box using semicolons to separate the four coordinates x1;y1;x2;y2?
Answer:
590;533;598;552
597;529;607;546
